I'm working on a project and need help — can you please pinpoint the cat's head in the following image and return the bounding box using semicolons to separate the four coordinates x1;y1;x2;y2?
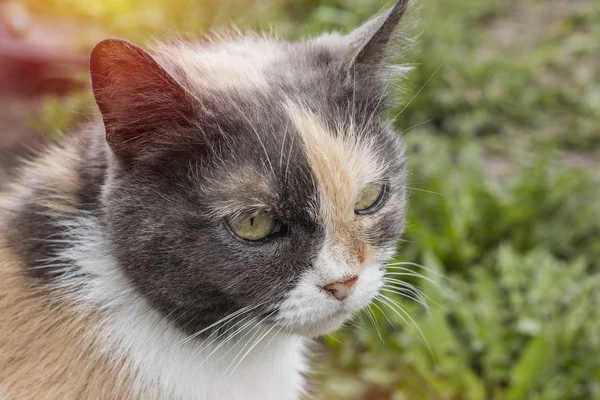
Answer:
90;0;409;338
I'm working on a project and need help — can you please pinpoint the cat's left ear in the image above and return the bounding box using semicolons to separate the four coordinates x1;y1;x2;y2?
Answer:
346;0;410;69
90;38;203;162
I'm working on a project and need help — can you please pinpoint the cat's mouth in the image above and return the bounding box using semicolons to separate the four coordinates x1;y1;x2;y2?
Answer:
274;265;384;337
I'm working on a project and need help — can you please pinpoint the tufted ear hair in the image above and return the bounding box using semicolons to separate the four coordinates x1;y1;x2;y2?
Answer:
346;0;410;69
90;38;202;161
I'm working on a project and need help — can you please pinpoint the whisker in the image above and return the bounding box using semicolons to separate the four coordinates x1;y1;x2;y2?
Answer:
175;301;267;348
397;119;433;135
228;321;280;376
176;310;249;348
381;283;423;302
325;334;345;347
257;323;285;359
225;314;272;376
365;307;384;343
343;317;363;332
380;287;431;312
371;301;395;329
387;61;444;128
383;277;426;296
217;311;275;367
197;315;262;367
382;278;430;301
191;315;252;359
377;294;434;360
384;269;442;288
375;296;411;328
386;261;445;278
383;278;438;307
28;238;73;244
401;185;443;197
364;72;393;132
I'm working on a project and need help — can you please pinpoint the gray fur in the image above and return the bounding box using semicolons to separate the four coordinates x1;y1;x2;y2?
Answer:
4;0;410;337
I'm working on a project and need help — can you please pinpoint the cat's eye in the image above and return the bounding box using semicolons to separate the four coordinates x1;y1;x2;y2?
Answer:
228;214;281;242
354;183;386;215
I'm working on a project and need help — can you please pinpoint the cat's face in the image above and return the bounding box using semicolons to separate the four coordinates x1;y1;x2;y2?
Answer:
92;0;409;337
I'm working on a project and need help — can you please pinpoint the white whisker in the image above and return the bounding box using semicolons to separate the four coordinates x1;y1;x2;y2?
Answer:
383;278;438;307
257;324;285;359
191;315;252;359
381;283;422;301
387;61;444;128
381;287;431;312
383;277;426;296
397;119;433;135
401;185;443;197
224;322;265;376
371;301;395;329
386;261;445;278
384;270;441;288
365;307;384;343
345;318;364;332
228;319;279;376
175;300;267;348
198;315;262;368
377;294;434;360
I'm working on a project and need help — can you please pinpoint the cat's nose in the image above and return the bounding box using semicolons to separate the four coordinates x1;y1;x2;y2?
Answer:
322;276;358;301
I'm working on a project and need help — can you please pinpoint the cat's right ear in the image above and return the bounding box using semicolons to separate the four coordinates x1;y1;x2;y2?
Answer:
345;0;410;69
90;38;201;161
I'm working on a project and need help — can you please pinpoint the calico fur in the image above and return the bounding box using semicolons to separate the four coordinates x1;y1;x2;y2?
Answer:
0;1;411;398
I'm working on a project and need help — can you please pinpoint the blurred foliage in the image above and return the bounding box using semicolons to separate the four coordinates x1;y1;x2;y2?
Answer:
22;0;600;399
402;134;600;275
26;91;94;141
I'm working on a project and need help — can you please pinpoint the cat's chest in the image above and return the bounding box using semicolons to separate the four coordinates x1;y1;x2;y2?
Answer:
110;313;309;400
158;337;308;400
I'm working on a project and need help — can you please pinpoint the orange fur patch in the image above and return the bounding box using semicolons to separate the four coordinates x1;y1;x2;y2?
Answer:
0;236;140;400
285;102;385;265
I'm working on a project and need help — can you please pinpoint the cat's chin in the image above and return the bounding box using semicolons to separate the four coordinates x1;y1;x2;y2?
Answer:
278;310;353;338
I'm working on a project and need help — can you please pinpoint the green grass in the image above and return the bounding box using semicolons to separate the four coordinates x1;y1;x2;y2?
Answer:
25;0;600;399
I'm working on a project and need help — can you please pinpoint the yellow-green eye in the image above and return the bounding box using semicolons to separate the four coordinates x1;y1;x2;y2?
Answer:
355;183;386;214
228;214;279;241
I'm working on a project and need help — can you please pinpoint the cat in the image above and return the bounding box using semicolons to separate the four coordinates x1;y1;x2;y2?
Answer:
0;0;410;399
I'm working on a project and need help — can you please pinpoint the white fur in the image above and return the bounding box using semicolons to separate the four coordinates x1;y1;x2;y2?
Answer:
156;38;284;92
276;244;385;337
55;218;307;400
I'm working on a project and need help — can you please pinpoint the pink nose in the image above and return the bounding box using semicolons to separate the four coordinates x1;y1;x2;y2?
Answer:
322;276;358;301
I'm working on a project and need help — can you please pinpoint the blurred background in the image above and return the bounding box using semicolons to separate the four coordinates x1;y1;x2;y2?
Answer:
1;0;599;399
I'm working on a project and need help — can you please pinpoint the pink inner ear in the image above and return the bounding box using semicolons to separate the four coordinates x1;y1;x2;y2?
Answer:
90;38;201;160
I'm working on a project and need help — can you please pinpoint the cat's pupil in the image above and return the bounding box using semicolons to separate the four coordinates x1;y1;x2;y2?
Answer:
250;217;255;226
